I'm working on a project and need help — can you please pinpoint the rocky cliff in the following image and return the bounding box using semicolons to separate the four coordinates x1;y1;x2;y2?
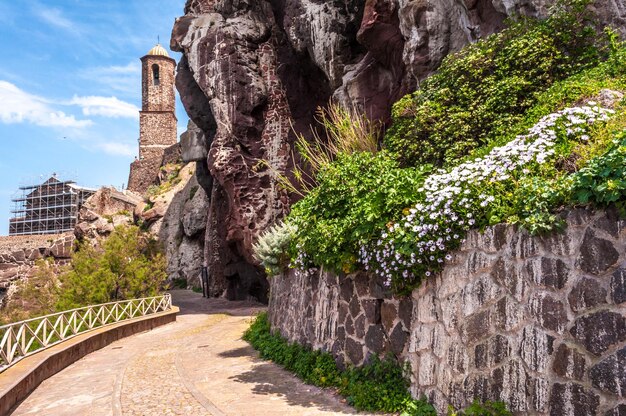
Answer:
170;0;625;301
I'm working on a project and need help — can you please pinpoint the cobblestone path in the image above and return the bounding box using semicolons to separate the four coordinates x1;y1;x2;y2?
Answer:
11;291;364;416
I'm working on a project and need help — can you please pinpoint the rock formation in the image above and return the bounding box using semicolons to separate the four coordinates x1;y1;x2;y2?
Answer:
0;234;75;303
170;0;625;301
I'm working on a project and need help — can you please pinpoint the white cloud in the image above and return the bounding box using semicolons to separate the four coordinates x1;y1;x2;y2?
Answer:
69;95;139;119
95;142;135;157
0;81;92;128
33;5;78;33
79;62;141;96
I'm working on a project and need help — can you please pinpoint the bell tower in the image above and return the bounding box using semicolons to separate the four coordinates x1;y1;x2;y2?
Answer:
128;44;177;193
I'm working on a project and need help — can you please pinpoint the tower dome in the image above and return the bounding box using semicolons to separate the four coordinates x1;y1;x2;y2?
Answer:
146;44;170;58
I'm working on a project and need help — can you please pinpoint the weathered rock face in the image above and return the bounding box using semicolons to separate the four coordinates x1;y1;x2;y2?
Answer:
74;187;141;242
170;0;625;302
0;234;75;303
270;208;626;415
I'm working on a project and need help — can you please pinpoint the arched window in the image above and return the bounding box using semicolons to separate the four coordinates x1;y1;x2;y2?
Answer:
152;64;160;86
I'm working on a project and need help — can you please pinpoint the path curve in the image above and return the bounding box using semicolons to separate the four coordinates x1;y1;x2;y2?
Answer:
11;290;367;416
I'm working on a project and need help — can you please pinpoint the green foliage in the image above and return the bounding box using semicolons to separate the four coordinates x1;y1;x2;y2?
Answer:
263;102;381;198
570;130;626;212
243;312;436;414
401;398;439;416
56;225;167;309
384;0;604;168
448;400;512;416
253;222;295;276
287;152;427;273
339;355;418;413
147;163;184;197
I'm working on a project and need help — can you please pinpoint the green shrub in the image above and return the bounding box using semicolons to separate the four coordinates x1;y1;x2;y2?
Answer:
570;130;626;212
384;0;604;168
253;222;295;276
287;152;427;273
448;400;513;416
243;312;436;414
57;225;167;309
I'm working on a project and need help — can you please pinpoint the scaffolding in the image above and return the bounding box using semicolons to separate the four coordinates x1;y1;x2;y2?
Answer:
8;175;96;236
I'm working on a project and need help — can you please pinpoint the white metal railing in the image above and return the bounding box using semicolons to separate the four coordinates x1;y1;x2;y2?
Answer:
0;293;172;372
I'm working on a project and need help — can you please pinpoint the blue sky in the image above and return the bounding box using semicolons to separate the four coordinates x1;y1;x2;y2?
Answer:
0;0;189;235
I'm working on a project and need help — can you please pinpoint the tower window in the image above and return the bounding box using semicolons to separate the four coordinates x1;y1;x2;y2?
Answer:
152;64;160;86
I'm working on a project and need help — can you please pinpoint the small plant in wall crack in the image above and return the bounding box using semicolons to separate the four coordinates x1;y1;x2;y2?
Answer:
253;221;295;276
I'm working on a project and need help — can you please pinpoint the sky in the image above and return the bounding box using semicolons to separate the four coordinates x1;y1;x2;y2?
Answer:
0;0;189;235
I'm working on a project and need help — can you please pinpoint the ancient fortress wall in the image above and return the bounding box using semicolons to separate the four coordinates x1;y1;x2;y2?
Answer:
269;208;626;415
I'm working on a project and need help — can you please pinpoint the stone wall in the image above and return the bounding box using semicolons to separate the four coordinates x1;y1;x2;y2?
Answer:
269;208;626;415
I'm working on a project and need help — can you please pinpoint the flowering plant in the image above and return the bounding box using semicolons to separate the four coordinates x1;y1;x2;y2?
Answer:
358;105;614;293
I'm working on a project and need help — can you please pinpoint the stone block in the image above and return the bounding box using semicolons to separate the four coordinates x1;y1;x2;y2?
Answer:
389;323;409;355
464;374;491;404
569;277;608;312
354;273;370;297
589;346;626;396
338;301;349;323
566;208;593;226
474;334;510;370
461;275;503;316
398;297;413;329
529;292;567;333
380;301;397;332
492;360;530;412
611;268;626;304
593;208;621;238
344;314;354;337
520;326;555;372
466;252;496;275
549;383;599;416
447;342;469;374
345;337;363;365
570;311;626;356
526;257;569;290
349;294;361;317
530;377;550;413
493;296;524;332
340;277;353;301
365;324;386;352
491;257;527;301
552;343;587;381
462;310;490;344
362;299;381;324
416;291;438;324
510;231;540;259
410;323;436;353
577;229;619;275
539;231;573;257
368;278;385;299
354;314;366;339
417;352;437;387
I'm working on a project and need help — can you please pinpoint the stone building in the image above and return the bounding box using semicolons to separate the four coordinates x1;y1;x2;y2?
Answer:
128;44;178;194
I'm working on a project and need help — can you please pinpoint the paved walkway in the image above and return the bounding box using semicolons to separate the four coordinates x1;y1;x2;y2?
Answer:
11;290;366;416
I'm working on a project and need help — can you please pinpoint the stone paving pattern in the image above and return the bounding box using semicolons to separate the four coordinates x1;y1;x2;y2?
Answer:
11;291;365;416
269;208;626;415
